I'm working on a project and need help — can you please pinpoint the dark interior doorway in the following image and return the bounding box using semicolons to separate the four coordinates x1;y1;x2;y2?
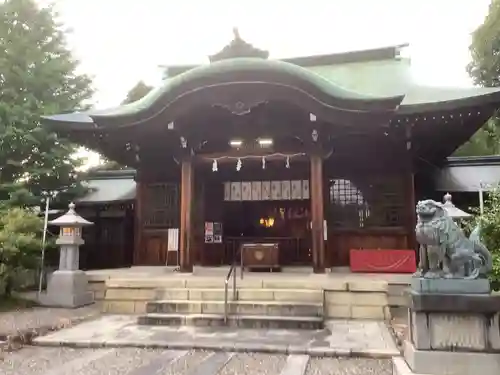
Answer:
222;200;312;265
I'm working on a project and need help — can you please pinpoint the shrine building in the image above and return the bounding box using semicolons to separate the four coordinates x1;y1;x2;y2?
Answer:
42;32;500;273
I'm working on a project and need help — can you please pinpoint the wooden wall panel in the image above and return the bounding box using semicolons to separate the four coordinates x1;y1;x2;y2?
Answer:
134;182;180;265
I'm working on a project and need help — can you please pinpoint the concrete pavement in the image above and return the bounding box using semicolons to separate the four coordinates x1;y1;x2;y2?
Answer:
33;315;399;358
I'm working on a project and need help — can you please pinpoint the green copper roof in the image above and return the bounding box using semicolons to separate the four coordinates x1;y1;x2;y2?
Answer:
307;59;410;97
306;58;500;112
42;47;500;130
88;58;389;119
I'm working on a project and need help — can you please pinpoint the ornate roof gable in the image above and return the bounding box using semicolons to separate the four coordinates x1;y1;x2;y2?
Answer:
209;28;269;62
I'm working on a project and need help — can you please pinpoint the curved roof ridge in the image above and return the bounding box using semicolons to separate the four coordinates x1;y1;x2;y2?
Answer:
88;58;402;119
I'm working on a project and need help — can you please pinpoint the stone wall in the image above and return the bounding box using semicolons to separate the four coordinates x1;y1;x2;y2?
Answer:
96;277;396;320
324;280;390;320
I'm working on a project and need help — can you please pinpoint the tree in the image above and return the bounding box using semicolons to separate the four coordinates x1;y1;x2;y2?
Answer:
460;0;500;156
122;81;152;104
468;187;500;291
468;0;500;87
0;207;44;297
454;119;500;156
0;0;93;207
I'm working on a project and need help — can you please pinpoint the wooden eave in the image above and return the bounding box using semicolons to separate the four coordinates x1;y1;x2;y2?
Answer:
394;103;498;163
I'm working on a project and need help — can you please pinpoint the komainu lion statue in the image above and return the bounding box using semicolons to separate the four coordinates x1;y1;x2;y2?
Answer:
415;199;492;279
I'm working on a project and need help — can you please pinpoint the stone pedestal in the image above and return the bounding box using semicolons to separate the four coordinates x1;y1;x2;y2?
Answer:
396;285;500;375
39;270;93;308
38;202;94;308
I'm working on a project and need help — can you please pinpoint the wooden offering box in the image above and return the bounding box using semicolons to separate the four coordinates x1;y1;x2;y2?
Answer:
241;242;280;271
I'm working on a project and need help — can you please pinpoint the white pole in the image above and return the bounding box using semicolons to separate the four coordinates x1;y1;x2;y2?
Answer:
38;197;50;296
479;182;484;216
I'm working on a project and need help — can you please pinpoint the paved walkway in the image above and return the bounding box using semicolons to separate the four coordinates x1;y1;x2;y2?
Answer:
33;315;399;358
0;303;101;349
0;347;393;375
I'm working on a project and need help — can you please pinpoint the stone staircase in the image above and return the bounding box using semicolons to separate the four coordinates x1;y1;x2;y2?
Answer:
137;286;324;329
98;272;394;324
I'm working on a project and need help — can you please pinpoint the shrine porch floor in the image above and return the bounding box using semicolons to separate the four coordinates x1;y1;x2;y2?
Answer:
85;266;412;285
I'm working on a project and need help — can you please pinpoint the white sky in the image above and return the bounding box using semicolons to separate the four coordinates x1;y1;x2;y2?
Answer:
51;0;492;109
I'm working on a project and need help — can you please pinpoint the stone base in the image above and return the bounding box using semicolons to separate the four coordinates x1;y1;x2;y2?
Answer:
401;340;500;375
39;270;94;308
411;277;490;294
409;309;500;351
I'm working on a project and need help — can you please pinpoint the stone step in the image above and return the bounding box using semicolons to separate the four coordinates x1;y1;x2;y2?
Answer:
146;300;323;317
138;313;324;329
105;277;336;290
154;288;323;302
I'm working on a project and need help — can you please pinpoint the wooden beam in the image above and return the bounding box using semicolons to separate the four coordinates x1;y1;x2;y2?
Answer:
133;180;144;265
179;159;194;272
405;124;417;251
310;154;325;273
407;171;417;250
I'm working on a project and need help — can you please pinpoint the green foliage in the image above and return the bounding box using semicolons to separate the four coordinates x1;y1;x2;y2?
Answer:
492;255;500;291
0;207;44;297
467;0;500;87
459;0;500;156
122;81;152;104
468;187;500;290
454;119;500;156
0;0;93;207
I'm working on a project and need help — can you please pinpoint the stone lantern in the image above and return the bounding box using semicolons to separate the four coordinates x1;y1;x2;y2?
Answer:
442;192;471;219
39;202;94;308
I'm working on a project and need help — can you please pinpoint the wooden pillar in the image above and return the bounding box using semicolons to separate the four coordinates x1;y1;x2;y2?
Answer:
407;170;417;250
310;154;325;273
92;206;100;270
179;159;194;272
133;181;144;265
405;124;417;251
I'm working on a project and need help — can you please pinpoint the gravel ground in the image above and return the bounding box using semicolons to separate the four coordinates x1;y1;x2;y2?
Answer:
0;347;100;375
80;348;171;375
389;307;408;348
0;347;393;375
0;305;100;338
219;353;287;375
163;350;210;375
306;358;392;375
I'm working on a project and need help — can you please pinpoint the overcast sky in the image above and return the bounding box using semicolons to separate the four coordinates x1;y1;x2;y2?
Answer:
51;0;491;110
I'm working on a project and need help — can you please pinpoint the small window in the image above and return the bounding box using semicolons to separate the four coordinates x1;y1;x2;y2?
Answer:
329;179;370;228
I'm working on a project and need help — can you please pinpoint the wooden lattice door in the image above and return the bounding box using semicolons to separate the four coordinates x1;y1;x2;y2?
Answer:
140;183;180;265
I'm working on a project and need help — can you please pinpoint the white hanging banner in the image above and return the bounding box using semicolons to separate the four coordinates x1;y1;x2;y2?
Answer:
262;181;271;200
167;228;179;251
223;182;231;201
302;180;310;199
241;182;252;201
281;180;291;200
251;181;262;201
230;182;241;201
222;180;311;201
271;181;281;200
291;180;302;200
